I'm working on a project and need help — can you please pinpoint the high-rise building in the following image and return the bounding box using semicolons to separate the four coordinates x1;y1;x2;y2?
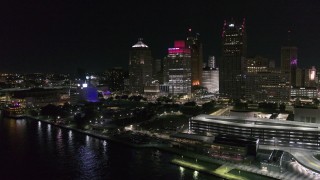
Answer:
281;46;298;73
165;40;191;95
208;56;216;69
186;29;203;86
219;19;247;99
129;38;153;94
281;30;298;88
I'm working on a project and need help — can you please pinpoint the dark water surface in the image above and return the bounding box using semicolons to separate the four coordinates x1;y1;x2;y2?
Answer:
0;118;219;180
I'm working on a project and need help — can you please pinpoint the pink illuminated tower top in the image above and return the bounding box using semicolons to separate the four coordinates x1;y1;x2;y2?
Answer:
168;40;190;54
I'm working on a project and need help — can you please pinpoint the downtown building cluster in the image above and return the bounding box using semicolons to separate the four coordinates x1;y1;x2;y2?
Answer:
127;30;204;97
127;19;319;103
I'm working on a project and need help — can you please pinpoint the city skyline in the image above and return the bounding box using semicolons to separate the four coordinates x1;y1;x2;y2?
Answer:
1;0;320;73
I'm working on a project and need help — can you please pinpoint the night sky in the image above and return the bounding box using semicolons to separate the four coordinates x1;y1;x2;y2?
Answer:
1;0;320;73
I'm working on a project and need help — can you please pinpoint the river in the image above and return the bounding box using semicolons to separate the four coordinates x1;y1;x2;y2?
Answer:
0;118;219;180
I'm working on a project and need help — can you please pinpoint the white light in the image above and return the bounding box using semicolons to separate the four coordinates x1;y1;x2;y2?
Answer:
193;170;198;178
82;83;88;88
229;23;234;27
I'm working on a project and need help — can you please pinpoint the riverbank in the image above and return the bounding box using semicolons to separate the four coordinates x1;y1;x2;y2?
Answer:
17;115;282;179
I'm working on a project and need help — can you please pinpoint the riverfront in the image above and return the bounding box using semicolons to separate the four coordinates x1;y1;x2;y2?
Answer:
0;117;219;180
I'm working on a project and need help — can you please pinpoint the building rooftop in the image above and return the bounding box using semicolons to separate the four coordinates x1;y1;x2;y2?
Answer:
132;39;149;48
192;114;320;132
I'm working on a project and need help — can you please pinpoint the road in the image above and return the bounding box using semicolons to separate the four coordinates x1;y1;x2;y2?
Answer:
210;106;232;116
260;145;320;177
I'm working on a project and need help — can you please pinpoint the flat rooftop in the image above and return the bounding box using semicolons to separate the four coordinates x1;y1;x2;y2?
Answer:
191;114;320;132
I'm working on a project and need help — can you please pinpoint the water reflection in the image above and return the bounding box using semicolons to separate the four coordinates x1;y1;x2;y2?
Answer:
0;118;218;180
68;130;72;139
103;140;108;153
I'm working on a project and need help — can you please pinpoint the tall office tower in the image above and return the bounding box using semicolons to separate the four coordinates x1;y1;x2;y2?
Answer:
166;40;192;95
208;56;216;69
186;29;203;86
129;38;153;94
281;30;298;86
219;19;247;99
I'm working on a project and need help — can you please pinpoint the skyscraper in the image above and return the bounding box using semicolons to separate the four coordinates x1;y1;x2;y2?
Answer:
281;30;298;87
186;29;203;86
129;38;153;94
219;19;247;99
165;40;191;95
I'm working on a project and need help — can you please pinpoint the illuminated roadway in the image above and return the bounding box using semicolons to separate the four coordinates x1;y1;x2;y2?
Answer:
210;106;232;116
260;145;320;174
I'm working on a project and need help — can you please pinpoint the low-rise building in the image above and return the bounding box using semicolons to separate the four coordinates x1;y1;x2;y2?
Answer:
294;106;320;123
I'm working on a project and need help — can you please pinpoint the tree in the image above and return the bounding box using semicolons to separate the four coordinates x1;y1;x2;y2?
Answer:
40;104;59;117
202;101;216;114
121;95;128;100
184;101;196;106
74;113;88;129
313;98;320;106
279;103;286;111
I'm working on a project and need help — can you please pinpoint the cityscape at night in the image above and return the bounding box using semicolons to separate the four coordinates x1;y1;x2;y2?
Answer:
1;1;320;180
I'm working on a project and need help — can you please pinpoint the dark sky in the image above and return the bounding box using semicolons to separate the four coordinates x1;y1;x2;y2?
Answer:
1;0;320;73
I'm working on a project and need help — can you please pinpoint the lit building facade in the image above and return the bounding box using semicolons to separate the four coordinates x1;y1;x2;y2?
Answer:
190;115;320;150
208;56;216;69
291;87;317;99
293;66;317;88
281;46;298;74
219;19;247;99
129;38;153;94
281;31;298;87
186;29;203;86
202;68;219;93
245;70;290;102
245;56;269;73
165;40;191;95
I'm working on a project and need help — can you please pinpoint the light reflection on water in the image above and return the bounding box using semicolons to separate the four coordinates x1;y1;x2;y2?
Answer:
0;118;219;180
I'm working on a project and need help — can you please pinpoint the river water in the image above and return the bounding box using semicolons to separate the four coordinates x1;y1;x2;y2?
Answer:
0;118;219;180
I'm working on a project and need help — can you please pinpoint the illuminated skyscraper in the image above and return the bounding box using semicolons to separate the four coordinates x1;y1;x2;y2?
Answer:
165;40;191;95
281;30;298;87
129;38;153;94
186;29;203;86
219;18;247;99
